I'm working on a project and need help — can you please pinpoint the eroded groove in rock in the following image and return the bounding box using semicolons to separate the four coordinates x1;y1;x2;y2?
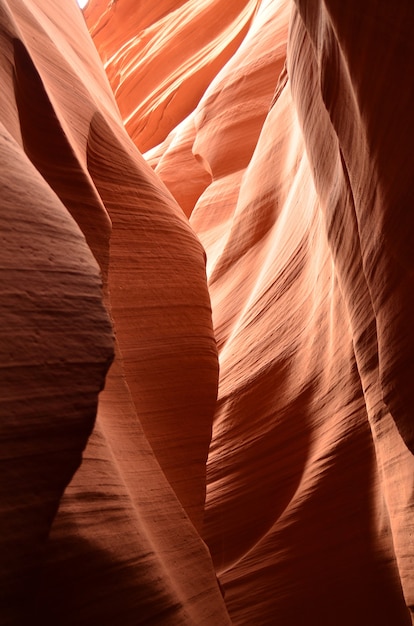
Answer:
85;0;261;151
289;1;414;619
12;37;112;278
87;110;219;531
0;122;113;624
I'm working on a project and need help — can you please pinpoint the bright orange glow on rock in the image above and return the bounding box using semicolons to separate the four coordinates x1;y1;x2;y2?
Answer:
1;0;414;624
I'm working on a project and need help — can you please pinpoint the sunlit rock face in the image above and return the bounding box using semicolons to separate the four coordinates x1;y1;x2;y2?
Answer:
2;0;414;624
86;0;414;624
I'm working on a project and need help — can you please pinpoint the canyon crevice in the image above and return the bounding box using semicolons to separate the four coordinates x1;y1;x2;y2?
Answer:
1;0;414;624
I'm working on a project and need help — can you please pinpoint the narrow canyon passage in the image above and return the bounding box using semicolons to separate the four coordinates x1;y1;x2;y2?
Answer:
1;0;414;624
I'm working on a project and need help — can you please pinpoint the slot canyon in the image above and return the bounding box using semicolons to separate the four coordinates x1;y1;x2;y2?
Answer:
1;0;414;624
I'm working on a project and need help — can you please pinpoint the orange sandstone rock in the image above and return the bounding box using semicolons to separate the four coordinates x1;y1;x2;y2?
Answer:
2;0;414;624
85;0;260;152
89;0;414;623
1;0;229;624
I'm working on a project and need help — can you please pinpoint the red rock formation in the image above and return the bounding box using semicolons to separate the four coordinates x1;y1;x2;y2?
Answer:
87;0;414;623
1;1;228;624
85;0;259;152
2;0;414;624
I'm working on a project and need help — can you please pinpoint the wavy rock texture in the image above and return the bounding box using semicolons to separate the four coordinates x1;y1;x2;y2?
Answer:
87;0;414;624
1;1;229;625
2;0;414;625
86;0;259;152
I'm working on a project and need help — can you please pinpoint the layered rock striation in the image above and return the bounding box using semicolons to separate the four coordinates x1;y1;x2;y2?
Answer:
1;0;414;624
1;1;228;624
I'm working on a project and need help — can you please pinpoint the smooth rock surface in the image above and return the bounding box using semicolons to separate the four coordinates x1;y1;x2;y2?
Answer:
89;0;414;623
1;1;229;624
1;0;414;624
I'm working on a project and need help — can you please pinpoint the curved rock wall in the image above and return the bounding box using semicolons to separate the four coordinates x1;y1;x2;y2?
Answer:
1;1;229;624
2;0;414;624
87;0;414;623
